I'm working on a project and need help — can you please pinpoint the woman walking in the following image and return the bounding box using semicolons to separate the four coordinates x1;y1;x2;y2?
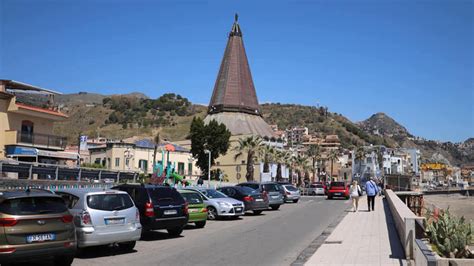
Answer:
349;180;361;212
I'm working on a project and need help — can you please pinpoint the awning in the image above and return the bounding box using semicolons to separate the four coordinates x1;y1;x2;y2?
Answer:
37;149;78;160
6;146;37;157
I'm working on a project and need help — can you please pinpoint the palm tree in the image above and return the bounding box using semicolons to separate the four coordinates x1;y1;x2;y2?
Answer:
153;133;160;167
354;146;366;178
307;145;321;183
260;145;276;173
327;149;340;181
275;150;291;182
234;136;264;182
293;155;309;186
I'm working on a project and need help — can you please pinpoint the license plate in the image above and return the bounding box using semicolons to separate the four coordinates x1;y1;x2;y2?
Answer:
105;218;125;225
164;210;177;215
272;196;279;199
334;193;341;196
189;209;199;213
235;207;242;212
26;233;56;243
255;199;263;202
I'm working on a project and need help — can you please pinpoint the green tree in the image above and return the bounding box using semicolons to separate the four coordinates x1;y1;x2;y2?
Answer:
189;117;231;176
233;136;264;182
259;145;276;173
354;146;366;177
153;133;160;168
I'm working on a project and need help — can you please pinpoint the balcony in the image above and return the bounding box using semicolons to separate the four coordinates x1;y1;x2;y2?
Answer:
16;131;67;150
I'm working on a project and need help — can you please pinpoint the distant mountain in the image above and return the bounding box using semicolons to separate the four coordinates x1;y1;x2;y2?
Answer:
358;112;411;139
56;91;148;105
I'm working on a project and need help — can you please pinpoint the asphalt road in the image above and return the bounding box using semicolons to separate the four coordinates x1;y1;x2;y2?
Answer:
68;196;349;266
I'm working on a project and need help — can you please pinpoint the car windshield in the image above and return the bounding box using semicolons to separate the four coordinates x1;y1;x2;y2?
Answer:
181;192;203;204
263;183;280;192
241;183;260;190
205;189;227;199
0;196;67;215
87;193;134;211
284;185;298;192
148;187;185;206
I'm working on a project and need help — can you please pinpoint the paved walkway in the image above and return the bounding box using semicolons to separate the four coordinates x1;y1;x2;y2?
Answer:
305;196;409;266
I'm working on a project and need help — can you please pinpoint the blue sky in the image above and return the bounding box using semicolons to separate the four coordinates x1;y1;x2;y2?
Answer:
1;0;472;142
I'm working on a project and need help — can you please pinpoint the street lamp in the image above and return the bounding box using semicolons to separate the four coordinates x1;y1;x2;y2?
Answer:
204;149;211;187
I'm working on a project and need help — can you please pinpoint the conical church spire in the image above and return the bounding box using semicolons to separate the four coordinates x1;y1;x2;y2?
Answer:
208;14;261;116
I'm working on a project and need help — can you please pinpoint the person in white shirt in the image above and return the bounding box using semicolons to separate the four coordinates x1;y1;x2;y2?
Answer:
349;180;362;212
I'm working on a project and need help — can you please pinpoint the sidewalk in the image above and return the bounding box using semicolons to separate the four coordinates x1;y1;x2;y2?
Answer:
305;196;409;266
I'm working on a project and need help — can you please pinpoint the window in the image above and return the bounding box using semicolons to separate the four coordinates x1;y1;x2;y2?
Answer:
188;163;193;175
125;158;130;167
87;194;134;211
139;160;148;173
20;120;34;143
115;158;120;167
178;162;185;175
0;197;67;215
94;158;101;164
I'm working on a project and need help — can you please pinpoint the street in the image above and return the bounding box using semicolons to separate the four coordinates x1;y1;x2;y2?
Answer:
69;196;349;266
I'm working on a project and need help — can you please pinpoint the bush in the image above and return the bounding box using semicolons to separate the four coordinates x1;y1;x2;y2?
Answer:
424;208;473;258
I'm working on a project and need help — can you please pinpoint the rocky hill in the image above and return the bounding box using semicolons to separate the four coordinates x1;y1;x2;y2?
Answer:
53;93;473;166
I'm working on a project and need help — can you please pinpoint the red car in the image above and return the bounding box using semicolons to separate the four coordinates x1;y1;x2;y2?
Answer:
327;181;350;199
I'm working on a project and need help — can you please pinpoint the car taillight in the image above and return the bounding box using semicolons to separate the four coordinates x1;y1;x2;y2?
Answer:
201;208;208;213
145;202;154;217
286;191;291;195
243;196;253;202
0;248;15;253
183;203;189;215
61;215;73;223
136;209;140;221
81;211;91;225
0;218;18;227
64;241;75;248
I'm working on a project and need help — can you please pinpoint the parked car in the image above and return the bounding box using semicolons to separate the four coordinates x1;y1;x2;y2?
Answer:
0;189;76;265
218;186;268;214
183;187;244;220
178;190;207;228
326;181;350;199
113;184;188;236
281;184;301;203
236;182;284;210
55;189;141;251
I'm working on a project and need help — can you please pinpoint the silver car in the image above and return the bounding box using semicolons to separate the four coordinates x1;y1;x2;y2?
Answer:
184;187;244;220
56;189;142;250
282;184;301;203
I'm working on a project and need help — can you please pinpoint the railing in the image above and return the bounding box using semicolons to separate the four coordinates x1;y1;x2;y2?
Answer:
17;131;67;149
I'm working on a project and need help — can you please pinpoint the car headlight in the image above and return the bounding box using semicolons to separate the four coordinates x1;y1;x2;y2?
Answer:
217;202;232;208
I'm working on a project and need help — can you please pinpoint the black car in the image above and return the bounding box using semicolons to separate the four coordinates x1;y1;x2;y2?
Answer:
218;186;268;215
113;184;188;236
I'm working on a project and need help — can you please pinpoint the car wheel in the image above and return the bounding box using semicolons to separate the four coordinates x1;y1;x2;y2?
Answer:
327;195;333;200
167;227;183;237
253;210;263;215
311;191;316;196
54;254;74;266
292;199;299;203
271;205;280;210
207;206;218;220
195;221;206;228
118;241;136;251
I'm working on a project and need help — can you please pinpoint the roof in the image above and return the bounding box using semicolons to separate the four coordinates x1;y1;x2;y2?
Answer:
208;14;261;116
0;80;61;95
16;103;68;118
56;188;127;197
0;189;58;199
204;112;274;137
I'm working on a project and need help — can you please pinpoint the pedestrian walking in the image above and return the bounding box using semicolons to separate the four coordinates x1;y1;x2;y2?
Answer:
365;177;379;211
349;180;362;212
197;176;204;186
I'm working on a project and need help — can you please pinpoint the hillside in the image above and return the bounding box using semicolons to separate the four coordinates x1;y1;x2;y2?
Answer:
53;93;472;166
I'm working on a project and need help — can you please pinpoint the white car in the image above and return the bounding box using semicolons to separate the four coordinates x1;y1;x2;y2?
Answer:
282;184;301;203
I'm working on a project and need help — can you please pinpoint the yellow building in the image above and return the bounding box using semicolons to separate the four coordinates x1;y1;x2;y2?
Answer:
88;141;201;177
0;80;76;167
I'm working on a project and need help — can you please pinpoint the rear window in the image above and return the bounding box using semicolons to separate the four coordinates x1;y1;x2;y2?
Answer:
0;196;67;215
284;185;298;192
263;184;280;192
148;187;184;206
330;182;345;188
181;193;203;204
237;186;257;194
315;184;324;188
87;194;134;211
204;189;227;199
241;183;260;190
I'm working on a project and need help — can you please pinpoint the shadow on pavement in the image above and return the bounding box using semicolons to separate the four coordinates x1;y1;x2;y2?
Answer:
76;245;138;259
140;230;184;242
244;212;266;216
382;199;406;265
